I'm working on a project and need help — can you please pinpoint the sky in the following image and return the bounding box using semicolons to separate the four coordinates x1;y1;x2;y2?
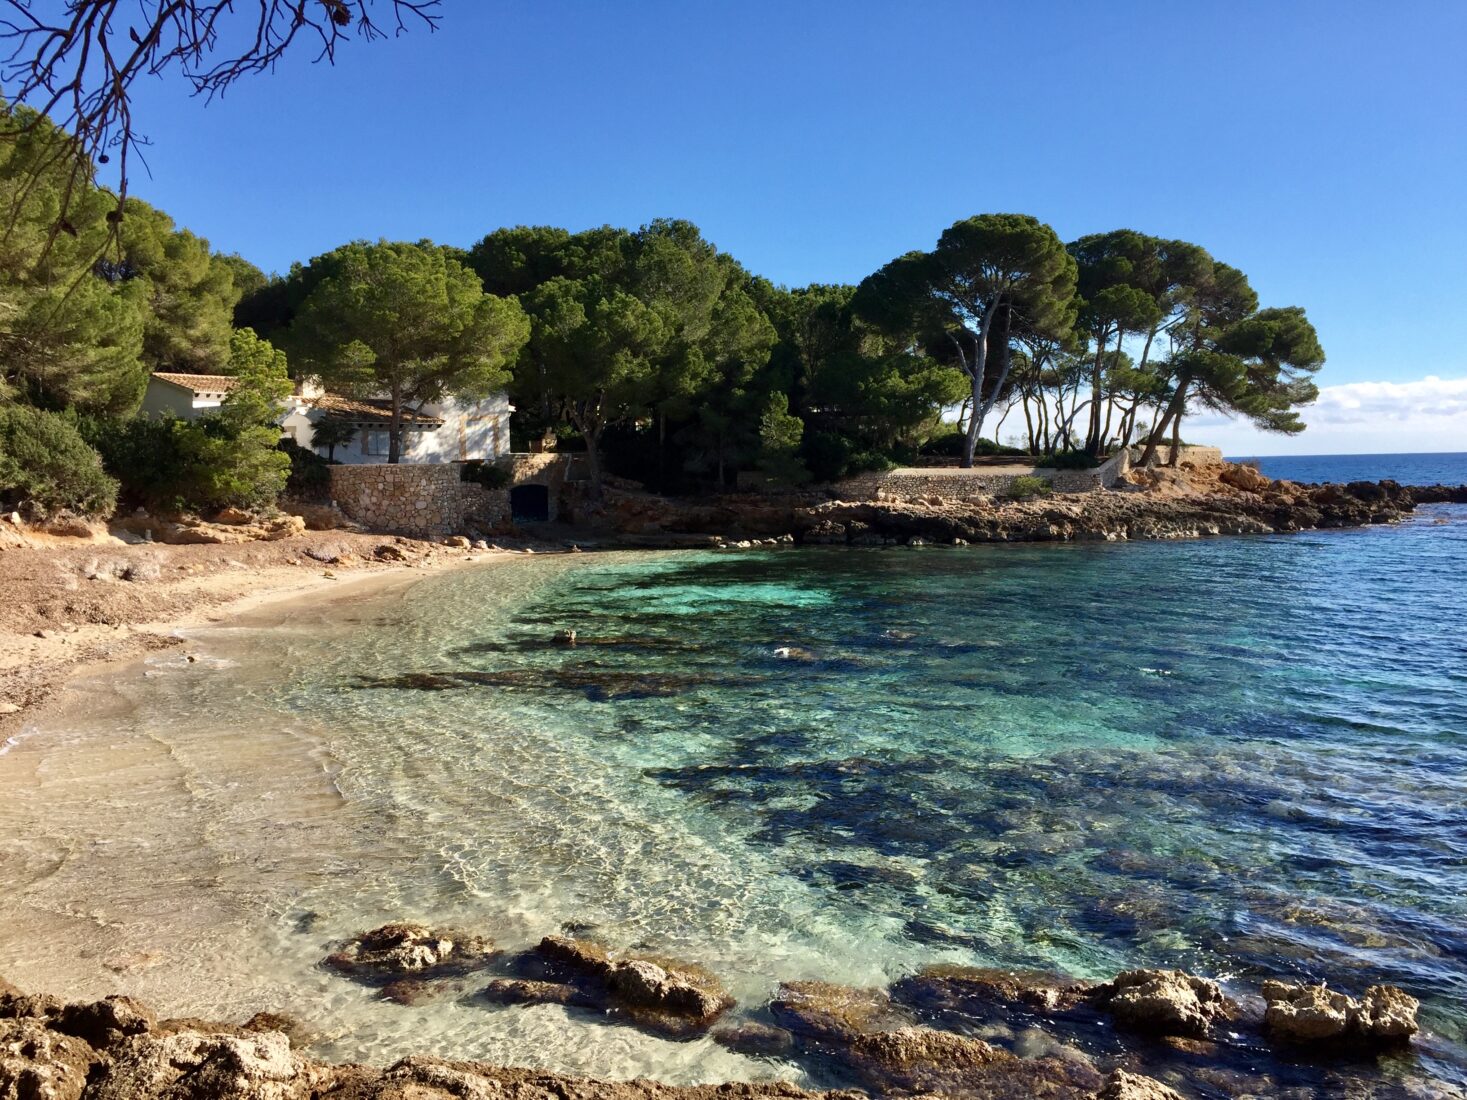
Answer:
112;0;1467;455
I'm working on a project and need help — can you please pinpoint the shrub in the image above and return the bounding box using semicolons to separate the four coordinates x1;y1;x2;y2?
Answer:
0;404;118;516
460;459;510;489
1044;449;1102;470
920;427;1027;458
278;439;333;502
82;413;289;514
1005;475;1053;501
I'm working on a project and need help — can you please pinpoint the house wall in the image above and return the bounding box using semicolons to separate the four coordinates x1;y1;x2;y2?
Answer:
139;379;203;420
328;464;509;537
310;394;512;465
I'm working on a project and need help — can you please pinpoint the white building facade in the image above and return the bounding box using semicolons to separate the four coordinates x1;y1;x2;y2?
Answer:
140;373;513;464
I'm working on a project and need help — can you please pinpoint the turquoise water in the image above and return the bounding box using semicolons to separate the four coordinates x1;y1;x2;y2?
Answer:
3;506;1466;1092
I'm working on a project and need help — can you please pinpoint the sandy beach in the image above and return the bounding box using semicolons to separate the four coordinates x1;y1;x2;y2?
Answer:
0;525;534;740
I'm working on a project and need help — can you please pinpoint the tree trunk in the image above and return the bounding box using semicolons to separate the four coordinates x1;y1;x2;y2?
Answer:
388;389;403;464
1168;408;1183;467
1139;379;1189;466
584;425;604;498
962;300;1009;466
1086;325;1109;453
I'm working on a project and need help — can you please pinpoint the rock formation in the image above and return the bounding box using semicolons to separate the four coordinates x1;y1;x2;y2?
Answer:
482;936;734;1039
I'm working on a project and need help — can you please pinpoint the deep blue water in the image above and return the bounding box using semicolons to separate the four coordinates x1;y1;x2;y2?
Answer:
1232;451;1467;486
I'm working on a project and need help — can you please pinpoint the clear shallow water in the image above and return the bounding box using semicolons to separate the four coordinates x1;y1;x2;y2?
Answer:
2;510;1466;1093
1232;451;1467;486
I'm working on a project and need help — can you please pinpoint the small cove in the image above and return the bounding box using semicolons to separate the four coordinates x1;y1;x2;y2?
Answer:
2;511;1465;1093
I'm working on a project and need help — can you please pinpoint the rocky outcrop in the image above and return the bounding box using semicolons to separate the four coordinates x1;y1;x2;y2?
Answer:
1261;980;1419;1046
482;937;734;1039
591;466;1466;547
116;512;307;545
323;922;496;981
1089;969;1236;1039
1096;1069;1186;1100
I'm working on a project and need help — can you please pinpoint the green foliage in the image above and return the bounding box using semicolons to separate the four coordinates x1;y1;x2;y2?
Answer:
0;108;150;415
1045;449;1102;470
277;439;332;502
95;198;242;374
309;416;357;460
84;410;289;515
1006;475;1053;500
289;240;528;462
0;404;118;516
920;428;1026;458
754;393;809;485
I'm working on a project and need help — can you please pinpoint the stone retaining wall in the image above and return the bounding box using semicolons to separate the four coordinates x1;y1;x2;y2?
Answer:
329;464;508;537
832;450;1131;502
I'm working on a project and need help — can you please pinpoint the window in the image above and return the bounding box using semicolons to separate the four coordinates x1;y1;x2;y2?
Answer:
364;430;391;456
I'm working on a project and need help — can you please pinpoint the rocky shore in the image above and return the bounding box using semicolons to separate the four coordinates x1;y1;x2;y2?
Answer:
6;920;1446;1100
595;461;1467;547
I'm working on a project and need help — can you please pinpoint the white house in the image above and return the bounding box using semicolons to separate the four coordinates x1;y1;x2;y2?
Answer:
139;373;513;464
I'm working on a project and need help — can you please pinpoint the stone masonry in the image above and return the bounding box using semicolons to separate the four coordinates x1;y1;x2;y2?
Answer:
329;464;509;537
832;450;1131;503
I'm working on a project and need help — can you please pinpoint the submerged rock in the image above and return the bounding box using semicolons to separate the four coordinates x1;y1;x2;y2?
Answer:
323;921;496;981
892;964;1092;1018
1261;979;1419;1046
486;937;734;1040
1089;969;1236;1038
768;981;1103;1097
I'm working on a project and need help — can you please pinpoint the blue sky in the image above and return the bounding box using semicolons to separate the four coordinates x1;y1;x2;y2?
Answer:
120;1;1466;453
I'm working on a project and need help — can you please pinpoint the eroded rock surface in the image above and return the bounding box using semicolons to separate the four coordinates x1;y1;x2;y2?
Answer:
1261;980;1419;1046
486;937;734;1039
1089;970;1236;1038
323;921;496;981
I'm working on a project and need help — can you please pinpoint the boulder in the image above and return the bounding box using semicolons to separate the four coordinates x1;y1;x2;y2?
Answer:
53;995;156;1048
86;1030;314;1100
1219;464;1271;493
373;543;409;561
443;535;471;548
501;937;734;1039
323;922;495;980
1261;980;1418;1047
1354;984;1420;1043
1090;969;1235;1038
1260;980;1352;1043
1096;1069;1187;1100
0;1017;97;1100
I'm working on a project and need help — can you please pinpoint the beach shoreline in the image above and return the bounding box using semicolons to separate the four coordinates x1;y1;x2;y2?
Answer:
0;527;532;740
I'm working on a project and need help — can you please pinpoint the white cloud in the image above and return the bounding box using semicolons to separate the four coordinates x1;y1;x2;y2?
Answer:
1190;375;1467;456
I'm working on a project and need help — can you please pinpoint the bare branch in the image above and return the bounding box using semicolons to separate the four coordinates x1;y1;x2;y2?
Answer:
0;1;439;240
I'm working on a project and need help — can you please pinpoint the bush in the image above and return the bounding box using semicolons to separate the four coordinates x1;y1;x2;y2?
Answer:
1005;475;1053;501
278;439;332;502
919;427;1028;458
0;404;118;516
82;413;289;514
1044;449;1102;470
459;459;510;489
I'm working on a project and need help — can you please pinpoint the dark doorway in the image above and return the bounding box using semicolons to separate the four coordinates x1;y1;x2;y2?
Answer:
510;484;550;522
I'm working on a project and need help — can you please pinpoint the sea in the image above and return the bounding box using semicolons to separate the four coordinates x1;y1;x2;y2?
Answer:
1232;451;1467;486
1;458;1464;1095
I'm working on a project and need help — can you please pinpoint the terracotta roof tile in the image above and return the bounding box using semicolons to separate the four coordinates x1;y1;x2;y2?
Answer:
151;372;239;392
311;392;443;426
